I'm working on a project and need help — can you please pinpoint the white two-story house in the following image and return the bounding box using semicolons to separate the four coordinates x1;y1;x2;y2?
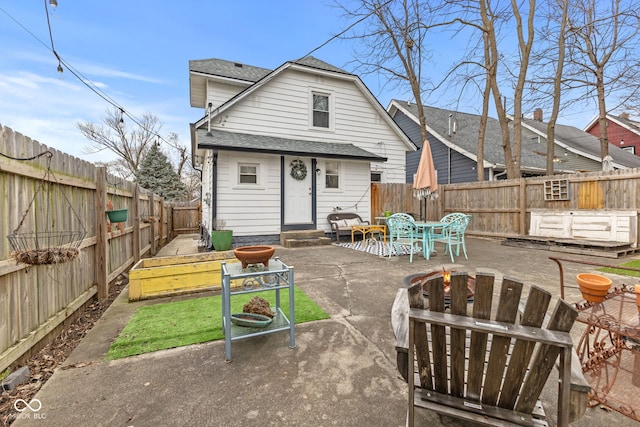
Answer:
189;56;415;247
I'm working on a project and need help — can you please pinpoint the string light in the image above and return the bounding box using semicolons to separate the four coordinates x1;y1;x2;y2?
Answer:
49;0;58;8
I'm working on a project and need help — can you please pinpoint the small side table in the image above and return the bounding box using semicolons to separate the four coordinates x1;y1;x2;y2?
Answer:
220;258;295;361
351;224;386;243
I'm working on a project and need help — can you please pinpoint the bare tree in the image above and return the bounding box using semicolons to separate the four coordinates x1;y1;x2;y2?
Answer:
338;0;446;144
564;0;640;159
164;132;201;201
545;0;569;175
78;107;160;179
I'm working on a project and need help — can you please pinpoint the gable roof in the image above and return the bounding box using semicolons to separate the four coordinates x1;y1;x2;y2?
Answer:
520;117;640;169
388;100;554;172
189;58;272;83
189;56;350;84
584;113;640;136
389;99;640;171
191;56;415;151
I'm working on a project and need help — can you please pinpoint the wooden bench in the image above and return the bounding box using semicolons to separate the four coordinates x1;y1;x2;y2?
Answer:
392;271;590;426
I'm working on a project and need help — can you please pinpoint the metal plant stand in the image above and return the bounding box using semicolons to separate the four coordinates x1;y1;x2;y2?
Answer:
575;286;640;422
220;257;295;361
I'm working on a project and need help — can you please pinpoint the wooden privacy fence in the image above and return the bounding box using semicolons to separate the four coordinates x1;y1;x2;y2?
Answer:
372;167;640;242
0;123;200;372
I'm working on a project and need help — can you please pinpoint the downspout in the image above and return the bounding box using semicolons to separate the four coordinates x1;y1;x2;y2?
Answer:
493;170;507;180
211;149;218;230
448;147;452;184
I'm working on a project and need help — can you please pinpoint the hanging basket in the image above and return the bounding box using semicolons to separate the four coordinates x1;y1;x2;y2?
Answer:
7;231;85;265
6;150;88;266
106;209;128;223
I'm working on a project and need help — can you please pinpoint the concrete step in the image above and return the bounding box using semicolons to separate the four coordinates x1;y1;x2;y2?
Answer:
283;237;332;248
280;230;331;248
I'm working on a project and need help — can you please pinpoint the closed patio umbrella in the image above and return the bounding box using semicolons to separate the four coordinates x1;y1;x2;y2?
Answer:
412;140;438;219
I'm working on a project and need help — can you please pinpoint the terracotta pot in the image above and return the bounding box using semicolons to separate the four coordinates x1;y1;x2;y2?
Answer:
576;273;612;303
233;245;276;268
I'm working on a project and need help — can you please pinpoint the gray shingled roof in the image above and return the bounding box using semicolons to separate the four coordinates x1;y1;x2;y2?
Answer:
197;129;386;161
189;56;349;84
395;100;549;170
291;56;351;75
522;118;640;168
189;58;271;82
612;114;640;133
393;100;640;170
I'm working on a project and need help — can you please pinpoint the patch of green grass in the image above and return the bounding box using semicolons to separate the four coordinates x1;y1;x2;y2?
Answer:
598;259;640;278
0;368;9;381
106;286;329;360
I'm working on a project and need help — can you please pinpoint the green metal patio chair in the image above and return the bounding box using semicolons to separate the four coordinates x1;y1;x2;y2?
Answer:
431;213;471;262
386;213;424;263
426;213;468;254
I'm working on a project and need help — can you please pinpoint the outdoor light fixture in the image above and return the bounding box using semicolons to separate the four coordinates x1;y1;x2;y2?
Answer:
49;0;58;7
203;193;211;206
56;63;63;74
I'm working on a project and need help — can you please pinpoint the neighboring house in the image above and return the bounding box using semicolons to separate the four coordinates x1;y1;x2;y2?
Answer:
584;112;640;156
388;100;640;184
520;112;640;170
189;56;416;246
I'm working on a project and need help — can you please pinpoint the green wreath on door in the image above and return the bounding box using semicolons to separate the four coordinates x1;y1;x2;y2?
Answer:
289;159;307;180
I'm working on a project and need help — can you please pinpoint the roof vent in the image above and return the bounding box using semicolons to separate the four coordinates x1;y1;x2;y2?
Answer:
234;63;243;68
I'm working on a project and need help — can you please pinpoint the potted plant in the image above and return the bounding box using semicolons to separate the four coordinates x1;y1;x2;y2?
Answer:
211;218;233;251
106;199;128;223
576;273;612;303
106;199;126;233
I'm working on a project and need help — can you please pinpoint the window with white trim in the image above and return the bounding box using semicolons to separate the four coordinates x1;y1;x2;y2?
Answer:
238;163;258;184
312;92;330;128
623;146;636;154
325;161;340;188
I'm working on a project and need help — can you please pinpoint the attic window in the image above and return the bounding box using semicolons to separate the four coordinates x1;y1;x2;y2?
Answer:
313;94;329;128
309;90;334;130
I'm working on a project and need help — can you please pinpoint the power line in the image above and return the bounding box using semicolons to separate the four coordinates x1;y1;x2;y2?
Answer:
0;3;171;146
298;0;394;61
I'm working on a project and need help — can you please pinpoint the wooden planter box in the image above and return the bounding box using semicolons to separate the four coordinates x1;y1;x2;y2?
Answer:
128;252;240;301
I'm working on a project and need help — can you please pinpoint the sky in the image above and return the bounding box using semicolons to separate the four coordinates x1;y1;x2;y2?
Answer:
0;1;601;164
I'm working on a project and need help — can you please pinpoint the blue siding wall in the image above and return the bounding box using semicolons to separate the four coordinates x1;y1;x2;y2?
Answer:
393;110;490;184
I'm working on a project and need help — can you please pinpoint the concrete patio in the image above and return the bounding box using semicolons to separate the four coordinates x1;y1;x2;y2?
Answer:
12;234;639;426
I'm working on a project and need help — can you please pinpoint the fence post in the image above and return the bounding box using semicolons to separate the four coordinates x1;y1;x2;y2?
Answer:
149;193;157;256
132;184;141;263
95;167;108;300
163;201;169;243
519;179;527;236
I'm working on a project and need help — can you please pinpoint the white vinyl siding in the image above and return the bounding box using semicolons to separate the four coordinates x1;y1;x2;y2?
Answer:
206;80;248;110
317;161;371;233
206;68;407;183
215;152;281;237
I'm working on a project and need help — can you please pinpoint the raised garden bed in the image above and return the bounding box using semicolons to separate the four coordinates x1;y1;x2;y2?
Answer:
128;251;240;301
